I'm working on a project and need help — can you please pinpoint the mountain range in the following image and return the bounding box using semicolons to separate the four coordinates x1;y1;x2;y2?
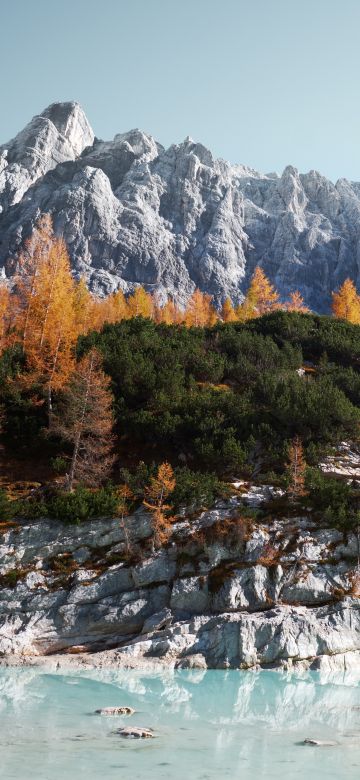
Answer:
1;101;360;310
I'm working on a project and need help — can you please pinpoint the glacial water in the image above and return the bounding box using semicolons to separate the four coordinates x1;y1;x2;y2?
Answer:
0;668;359;779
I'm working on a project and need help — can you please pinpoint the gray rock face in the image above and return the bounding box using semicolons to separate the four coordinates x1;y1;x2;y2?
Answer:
1;495;360;671
2;102;360;309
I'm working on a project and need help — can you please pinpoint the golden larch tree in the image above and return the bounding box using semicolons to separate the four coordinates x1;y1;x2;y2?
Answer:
143;462;176;547
14;214;54;351
285;291;310;313
0;283;10;355
110;289;130;322
154;296;182;325
221;297;237;323
18;231;78;412
242;266;279;317
286;436;307;504
73;277;93;335
51;349;115;491
332;279;360;324
184;289;218;327
127;286;154;319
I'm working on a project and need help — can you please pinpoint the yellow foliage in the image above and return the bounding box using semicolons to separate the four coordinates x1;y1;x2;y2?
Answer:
184;289;218;327
127;286;153;318
285;290;310;313
332;278;360;324
73;277;93;335
0;283;10;355
241;266;279;318
221;297;237;322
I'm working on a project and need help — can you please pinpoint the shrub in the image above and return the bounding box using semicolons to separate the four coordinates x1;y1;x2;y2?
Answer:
172;467;230;511
46;485;119;523
0;489;17;522
305;468;356;528
50;456;68;475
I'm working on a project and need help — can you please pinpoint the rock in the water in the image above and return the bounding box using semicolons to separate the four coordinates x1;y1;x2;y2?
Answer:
95;706;135;716
175;653;207;670
303;738;339;746
117;726;154;739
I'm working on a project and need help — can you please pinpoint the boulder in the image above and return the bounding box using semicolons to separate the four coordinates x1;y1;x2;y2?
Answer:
303;738;339;747
95;706;134;716
117;727;155;739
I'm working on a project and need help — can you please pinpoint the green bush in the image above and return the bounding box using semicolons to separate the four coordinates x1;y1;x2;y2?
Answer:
0;489;17;522
305;468;356;528
46;486;119;523
172;467;230;511
4;312;360;492
76;315;360;476
50;456;68;475
120;461;157;500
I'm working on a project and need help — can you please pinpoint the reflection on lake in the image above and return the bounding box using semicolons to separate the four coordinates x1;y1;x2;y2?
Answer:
0;667;359;779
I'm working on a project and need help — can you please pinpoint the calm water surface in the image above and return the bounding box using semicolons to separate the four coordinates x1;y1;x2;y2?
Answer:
0;667;359;779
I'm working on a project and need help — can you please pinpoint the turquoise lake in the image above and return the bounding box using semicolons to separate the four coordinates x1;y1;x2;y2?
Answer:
0;668;359;779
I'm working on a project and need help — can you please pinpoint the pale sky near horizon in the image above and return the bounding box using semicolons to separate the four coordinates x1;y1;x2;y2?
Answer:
1;0;360;182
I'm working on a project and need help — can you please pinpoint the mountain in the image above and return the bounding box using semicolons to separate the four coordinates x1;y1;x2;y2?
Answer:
1;101;360;310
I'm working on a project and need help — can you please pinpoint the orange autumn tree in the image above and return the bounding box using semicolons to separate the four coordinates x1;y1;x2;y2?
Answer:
0;282;10;355
286;436;307;504
221;297;237;323
73;277;93;335
15;224;78;412
127;286;153;319
184;289;218;327
238;266;279;320
51;349;115;491
332;278;360;324
154;296;183;325
14;214;55;352
285;291;310;313
91;288;130;330
110;289;129;322
143;462;176;547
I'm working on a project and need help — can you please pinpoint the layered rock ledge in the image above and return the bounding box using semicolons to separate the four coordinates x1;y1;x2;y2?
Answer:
0;497;359;672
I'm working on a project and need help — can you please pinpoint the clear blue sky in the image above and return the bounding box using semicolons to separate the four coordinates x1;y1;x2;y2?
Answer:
2;0;360;181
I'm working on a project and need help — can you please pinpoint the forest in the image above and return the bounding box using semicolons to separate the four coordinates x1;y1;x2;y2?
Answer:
1;216;360;533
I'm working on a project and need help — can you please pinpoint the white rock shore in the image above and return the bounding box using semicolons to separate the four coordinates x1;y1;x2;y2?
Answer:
0;496;359;672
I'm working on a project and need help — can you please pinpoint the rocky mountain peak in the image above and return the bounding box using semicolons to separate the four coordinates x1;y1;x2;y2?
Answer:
39;101;94;154
1;101;360;311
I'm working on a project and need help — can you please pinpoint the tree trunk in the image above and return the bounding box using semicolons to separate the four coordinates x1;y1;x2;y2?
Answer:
67;352;94;491
68;431;81;492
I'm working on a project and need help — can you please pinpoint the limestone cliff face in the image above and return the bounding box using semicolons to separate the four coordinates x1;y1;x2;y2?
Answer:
1;491;359;671
1;102;360;309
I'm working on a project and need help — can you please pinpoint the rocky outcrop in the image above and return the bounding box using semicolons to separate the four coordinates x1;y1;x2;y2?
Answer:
2;102;360;309
320;441;360;480
0;494;359;671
